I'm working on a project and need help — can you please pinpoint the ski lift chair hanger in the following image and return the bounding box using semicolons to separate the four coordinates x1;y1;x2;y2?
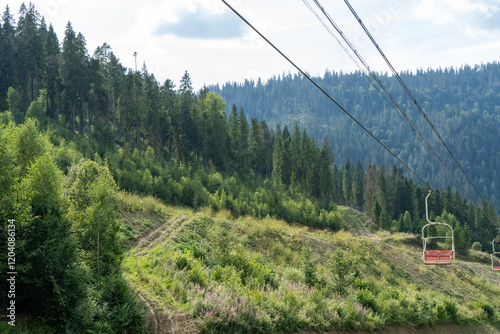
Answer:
492;239;500;271
422;190;455;265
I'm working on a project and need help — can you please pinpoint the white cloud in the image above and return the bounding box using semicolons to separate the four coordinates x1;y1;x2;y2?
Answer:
412;0;499;27
3;0;500;90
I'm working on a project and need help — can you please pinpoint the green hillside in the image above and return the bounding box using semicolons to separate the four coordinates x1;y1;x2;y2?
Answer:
1;3;500;333
121;193;500;333
212;63;500;210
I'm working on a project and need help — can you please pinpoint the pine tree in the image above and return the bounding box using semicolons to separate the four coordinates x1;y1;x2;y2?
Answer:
371;196;381;225
342;159;353;206
248;117;265;177
67;160;122;280
0;6;16;110
352;161;364;210
237;106;250;173
318;136;334;204
364;164;377;213
272;132;285;184
61;21;88;134
291;122;302;187
15;3;43;108
16;153;85;322
43;24;60;119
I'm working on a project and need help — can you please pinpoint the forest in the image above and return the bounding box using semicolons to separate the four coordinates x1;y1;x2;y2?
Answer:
0;3;499;333
212;62;500;211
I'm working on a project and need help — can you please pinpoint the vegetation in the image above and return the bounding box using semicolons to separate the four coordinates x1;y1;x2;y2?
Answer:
213;63;500;212
0;3;499;333
124;198;500;333
0;120;145;332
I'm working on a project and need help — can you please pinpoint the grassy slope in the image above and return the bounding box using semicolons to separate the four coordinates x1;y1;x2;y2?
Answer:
119;193;500;334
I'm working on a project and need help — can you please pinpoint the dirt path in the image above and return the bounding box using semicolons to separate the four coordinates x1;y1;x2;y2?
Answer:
341;206;381;242
134;216;187;256
129;215;200;334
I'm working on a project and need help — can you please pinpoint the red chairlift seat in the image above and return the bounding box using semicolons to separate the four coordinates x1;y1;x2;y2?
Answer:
424;250;453;265
422;191;455;265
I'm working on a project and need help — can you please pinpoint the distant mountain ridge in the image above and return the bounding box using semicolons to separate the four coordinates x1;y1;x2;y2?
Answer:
211;62;500;209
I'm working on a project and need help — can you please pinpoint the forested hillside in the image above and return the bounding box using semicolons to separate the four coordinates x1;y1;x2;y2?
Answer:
1;3;500;332
212;63;500;209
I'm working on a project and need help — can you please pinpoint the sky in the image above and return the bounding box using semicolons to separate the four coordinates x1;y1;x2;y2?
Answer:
3;0;500;90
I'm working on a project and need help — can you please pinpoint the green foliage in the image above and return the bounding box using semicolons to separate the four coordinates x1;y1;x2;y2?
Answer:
14;153;87;325
98;274;147;332
7;87;22;123
15;119;50;173
476;301;496;320
471;241;482;252
329;248;356;296
303;251;318;287
67;159;123;280
0;122;144;332
26;90;48;125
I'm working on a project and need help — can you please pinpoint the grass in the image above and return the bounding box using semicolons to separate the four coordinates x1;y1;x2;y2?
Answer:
120;196;500;333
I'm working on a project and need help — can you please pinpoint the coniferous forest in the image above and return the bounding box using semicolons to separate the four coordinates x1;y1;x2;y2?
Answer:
0;3;499;333
212;63;500;211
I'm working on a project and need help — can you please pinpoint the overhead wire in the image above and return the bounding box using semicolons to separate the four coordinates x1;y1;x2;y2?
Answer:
341;0;499;237
300;0;410;127
343;0;482;203
220;0;427;186
220;0;499;240
304;0;476;204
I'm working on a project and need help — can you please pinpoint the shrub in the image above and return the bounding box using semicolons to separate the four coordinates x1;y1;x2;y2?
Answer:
188;261;208;288
476;301;495;320
303;251;318;287
175;251;192;270
329;249;356;296
99;274;147;333
471;241;482;252
357;288;377;312
443;298;459;323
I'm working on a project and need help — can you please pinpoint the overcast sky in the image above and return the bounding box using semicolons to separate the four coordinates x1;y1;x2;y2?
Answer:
4;0;500;90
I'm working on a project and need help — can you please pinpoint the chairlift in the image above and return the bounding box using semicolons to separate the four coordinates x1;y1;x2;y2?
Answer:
491;239;500;271
422;191;455;265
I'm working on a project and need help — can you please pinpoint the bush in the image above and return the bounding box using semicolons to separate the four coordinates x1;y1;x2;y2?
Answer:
476;301;495;320
188;261;208;287
329;249;356;296
99;274;147;333
357;288;377;312
175;251;192;270
303;251;318;287
471;241;482;252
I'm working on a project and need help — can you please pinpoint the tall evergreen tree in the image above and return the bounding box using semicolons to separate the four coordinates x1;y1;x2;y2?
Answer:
61;22;88;134
238;106;250;173
352;161;364;209
0;6;16;105
342;159;353;206
248;117;265;177
318;136;334;204
43;23;60;119
15;3;43;108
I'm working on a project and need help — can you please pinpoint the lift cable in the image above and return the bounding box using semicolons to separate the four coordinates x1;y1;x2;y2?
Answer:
305;0;476;203
221;0;499;240
343;0;482;203
220;0;427;186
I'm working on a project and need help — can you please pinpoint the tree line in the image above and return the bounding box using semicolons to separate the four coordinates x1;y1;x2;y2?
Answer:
212;62;500;211
1;3;498;246
0;4;499;330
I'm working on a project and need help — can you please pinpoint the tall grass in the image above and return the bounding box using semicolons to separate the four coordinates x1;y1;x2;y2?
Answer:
124;209;500;333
